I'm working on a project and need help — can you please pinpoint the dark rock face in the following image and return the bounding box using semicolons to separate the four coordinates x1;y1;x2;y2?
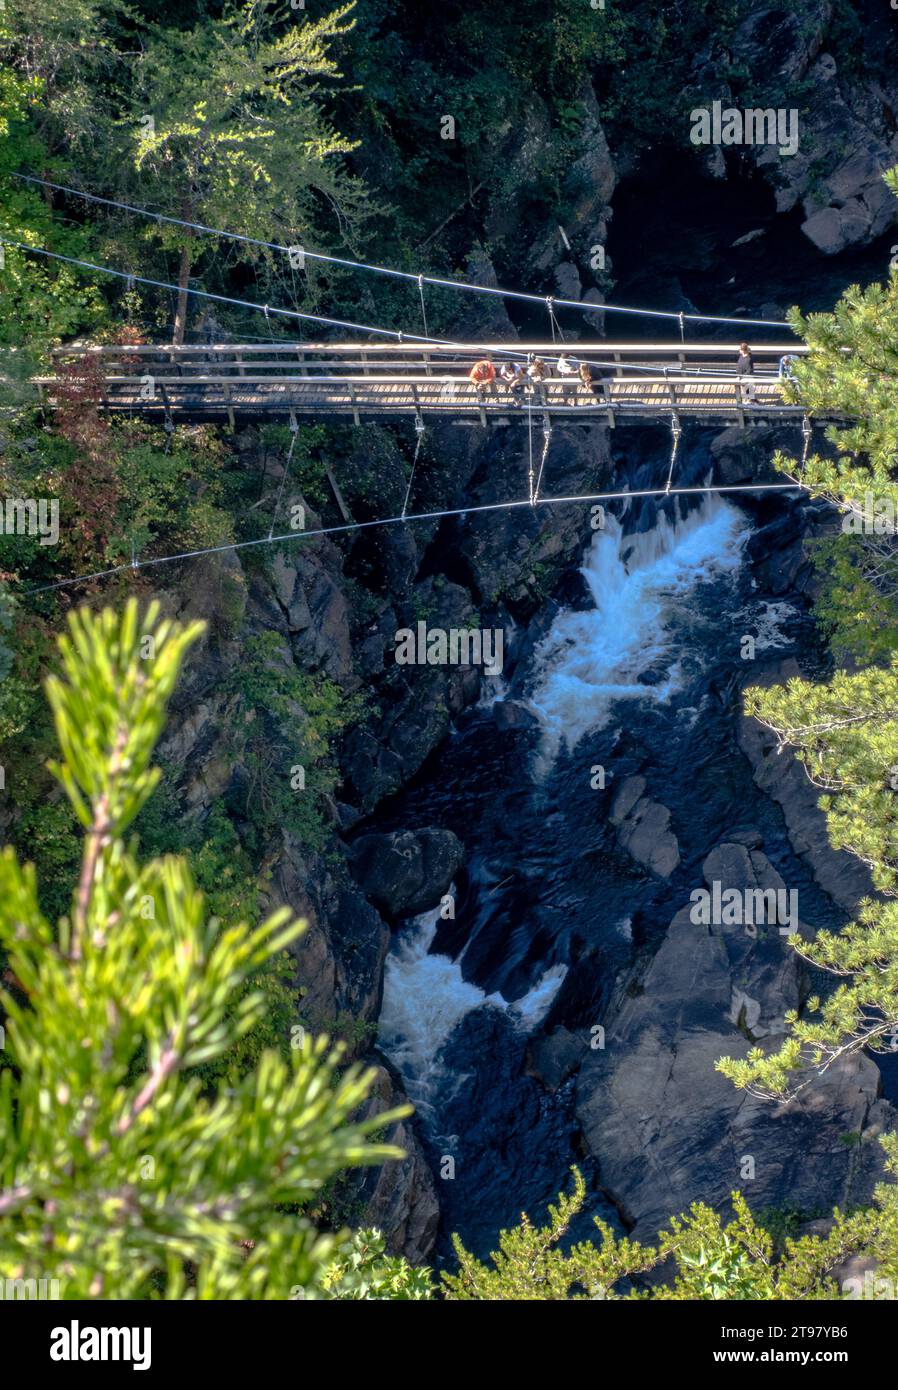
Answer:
349;828;465;919
746;509;811;595
692;2;898;255
738;659;874;912
349;1065;440;1267
575;841;893;1241
455;425;612;612
261;830;390;1031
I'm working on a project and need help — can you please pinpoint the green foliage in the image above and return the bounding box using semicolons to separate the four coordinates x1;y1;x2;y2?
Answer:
135;787;296;1086
808;534;898;665
103;425;235;564
322;1228;434;1300
443;1165;898;1302
225;630;364;853
716;661;898;1096
0;4;114;366
0;585;16;687
128;0;369;339
443;1170;658;1300
0;598;407;1298
770;189;898;660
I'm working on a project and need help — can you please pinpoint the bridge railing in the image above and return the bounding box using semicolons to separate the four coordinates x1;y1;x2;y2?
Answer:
33;371;814;422
46;341;808;384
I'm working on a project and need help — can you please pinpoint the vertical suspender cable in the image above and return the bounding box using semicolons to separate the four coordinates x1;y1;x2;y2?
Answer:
268;412;300;539
401;414;427;520
664;413;683;494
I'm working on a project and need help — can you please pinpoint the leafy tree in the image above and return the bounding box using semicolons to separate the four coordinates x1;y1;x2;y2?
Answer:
128;0;369;341
0;598;406;1298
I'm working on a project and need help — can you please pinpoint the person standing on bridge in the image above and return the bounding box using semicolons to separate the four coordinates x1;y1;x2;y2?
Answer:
469;356;497;402
527;353;549;405
736;341;757;403
578;361;601;404
556;352;579;405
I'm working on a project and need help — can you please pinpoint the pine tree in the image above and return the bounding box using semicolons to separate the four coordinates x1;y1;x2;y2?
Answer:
716;663;898;1098
717;168;898;1099
0;599;406;1299
771;165;898;661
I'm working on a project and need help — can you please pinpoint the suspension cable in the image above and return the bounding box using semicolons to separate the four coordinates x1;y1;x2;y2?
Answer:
17;480;816;599
4;242;800;382
533;418;552;503
268;412;300;539
664;413;683;494
11;172;793;331
401;414;426;520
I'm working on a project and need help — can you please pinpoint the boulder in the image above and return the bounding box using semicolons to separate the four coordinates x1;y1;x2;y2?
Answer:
610;775;680;878
493;698;539;732
349;827;465;919
527;1027;587;1091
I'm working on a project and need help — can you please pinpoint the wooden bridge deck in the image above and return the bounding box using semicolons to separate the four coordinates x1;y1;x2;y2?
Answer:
35;341;828;428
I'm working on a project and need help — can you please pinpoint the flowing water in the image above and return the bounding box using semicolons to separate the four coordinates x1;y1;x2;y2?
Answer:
371;453;844;1260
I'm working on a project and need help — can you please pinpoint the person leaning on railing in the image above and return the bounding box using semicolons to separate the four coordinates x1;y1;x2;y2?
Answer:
469;356;497;401
499;360;526;407
736;341;757;403
556;352;579;405
526;353;549;405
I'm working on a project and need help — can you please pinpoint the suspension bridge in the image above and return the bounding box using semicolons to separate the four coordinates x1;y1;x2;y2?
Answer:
36;341;820;430
1;174;840;596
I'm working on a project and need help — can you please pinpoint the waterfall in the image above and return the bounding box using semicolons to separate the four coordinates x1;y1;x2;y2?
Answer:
377;495;751;1132
378;904;566;1121
528;496;750;770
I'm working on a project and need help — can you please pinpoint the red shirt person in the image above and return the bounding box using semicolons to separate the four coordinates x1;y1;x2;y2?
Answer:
469;358;497;400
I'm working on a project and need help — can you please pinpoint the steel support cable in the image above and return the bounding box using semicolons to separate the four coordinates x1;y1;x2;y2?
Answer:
417;274;429;338
11;173;793;330
533;420;552;503
268;414;300;539
401;415;426;520
18;481;812;598
3;244;798;381
664;413;683;494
